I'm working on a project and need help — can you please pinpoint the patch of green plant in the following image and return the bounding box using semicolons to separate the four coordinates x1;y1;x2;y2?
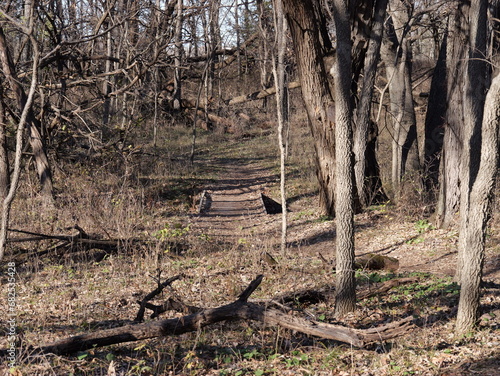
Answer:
315;215;332;223
283;350;311;367
240;348;265;361
356;271;395;284
154;223;190;240
415;219;435;233
391;278;459;303
130;359;153;375
406;236;424;245
292;209;315;220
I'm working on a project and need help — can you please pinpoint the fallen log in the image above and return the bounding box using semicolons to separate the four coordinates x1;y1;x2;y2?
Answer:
35;275;414;355
226;81;301;106
354;253;400;271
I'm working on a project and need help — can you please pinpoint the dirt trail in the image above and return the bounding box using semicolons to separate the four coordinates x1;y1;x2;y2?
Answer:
191;159;279;244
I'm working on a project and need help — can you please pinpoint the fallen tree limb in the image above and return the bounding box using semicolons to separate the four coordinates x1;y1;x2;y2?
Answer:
7;227;153;262
135;274;184;322
36;275;414;355
357;278;418;300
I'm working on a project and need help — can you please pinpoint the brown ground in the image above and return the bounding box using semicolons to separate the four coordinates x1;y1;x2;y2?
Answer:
191;159;500;285
1;153;499;376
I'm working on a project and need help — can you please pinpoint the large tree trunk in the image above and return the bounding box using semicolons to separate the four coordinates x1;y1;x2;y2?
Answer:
435;4;469;228
456;0;488;284
282;0;336;216
456;72;499;334
331;0;356;316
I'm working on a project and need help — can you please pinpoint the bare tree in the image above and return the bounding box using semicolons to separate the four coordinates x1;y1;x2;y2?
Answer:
173;0;184;110
456;0;488;283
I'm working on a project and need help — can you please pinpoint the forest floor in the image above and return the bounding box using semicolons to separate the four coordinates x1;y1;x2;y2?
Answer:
0;131;499;376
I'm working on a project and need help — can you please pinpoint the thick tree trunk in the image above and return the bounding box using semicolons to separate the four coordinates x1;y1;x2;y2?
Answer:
456;0;488;284
282;0;336;216
435;4;469;228
330;0;356;316
456;73;499;334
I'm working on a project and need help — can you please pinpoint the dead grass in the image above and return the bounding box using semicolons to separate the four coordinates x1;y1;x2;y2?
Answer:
1;123;499;376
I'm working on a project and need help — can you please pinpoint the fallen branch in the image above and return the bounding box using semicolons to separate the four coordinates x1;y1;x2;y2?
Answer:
135;274;184;322
35;275;414;355
7;227;153;262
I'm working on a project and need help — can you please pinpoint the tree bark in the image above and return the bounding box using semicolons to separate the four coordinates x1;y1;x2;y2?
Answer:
0;21;40;261
435;4;469;228
173;0;184;110
272;0;288;253
456;73;499;334
423;32;447;192
456;0;488;283
331;0;356;317
282;0;336;216
353;0;388;207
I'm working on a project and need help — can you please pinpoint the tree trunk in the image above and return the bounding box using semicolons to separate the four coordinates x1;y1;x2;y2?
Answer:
257;0;272;108
330;0;356;316
353;0;388;207
173;0;183;110
456;72;499;334
456;0;488;284
435;4;469;228
0;22;40;262
282;0;336;217
423;32;447;192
